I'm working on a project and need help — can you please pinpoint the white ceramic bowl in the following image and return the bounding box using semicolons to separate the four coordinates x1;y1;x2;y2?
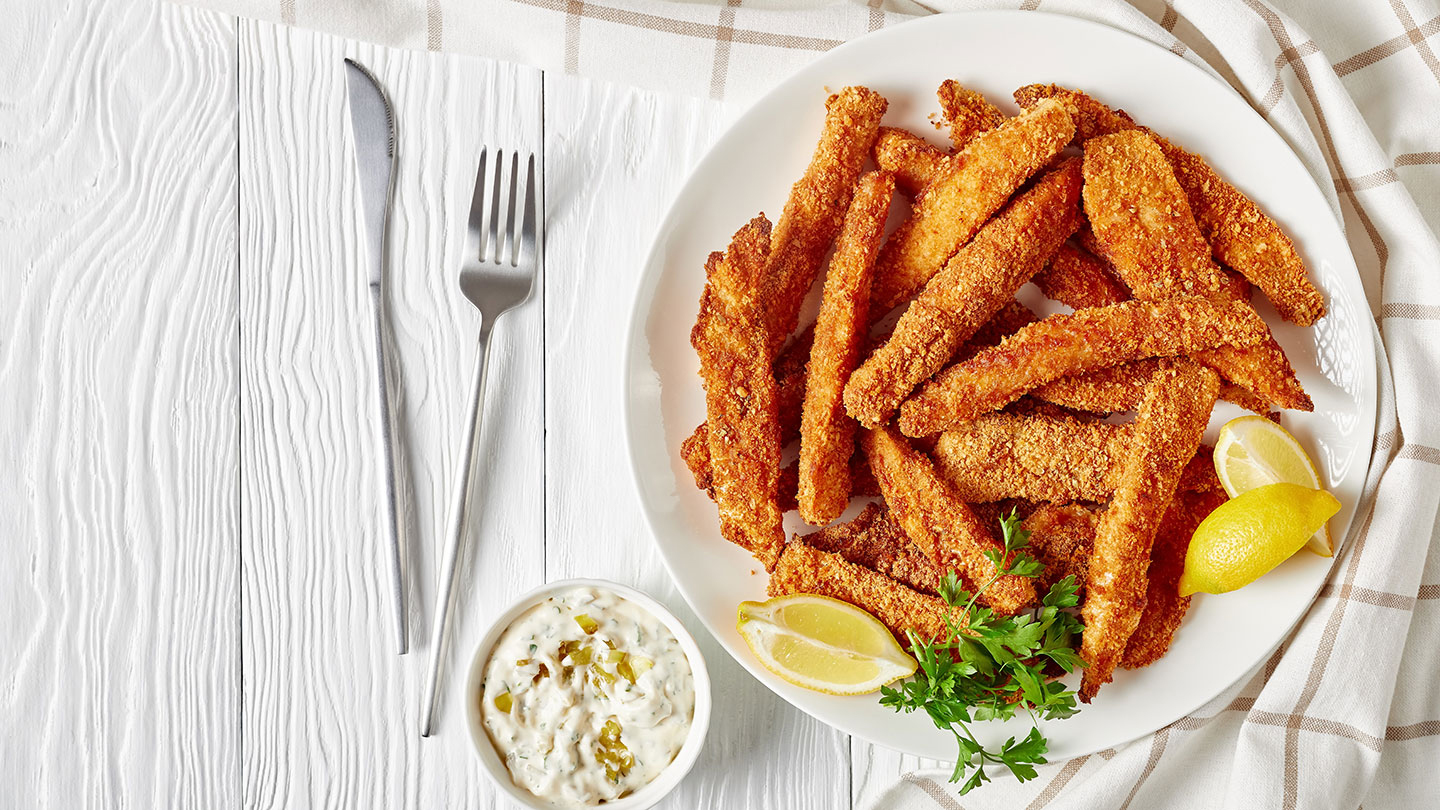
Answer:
464;578;712;810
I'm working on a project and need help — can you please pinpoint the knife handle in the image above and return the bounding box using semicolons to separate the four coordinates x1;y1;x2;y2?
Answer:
369;283;408;655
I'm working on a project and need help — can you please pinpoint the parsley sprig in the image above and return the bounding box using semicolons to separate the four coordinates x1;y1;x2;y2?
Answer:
879;510;1086;794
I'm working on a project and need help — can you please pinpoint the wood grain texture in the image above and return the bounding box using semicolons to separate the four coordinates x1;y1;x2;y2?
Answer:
0;0;239;807
541;74;854;809
238;22;543;809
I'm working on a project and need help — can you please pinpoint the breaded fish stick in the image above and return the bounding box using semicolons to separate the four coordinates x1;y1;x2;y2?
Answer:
692;217;785;567
869;97;1075;312
799;172;893;524
1083;130;1224;299
1159;142;1325;325
862;426;1036;614
930;413;1130;503
874;127;951;196
763;87;888;348
1080;359;1219;702
931;415;1221;502
1034;358;1274;415
1023;503;1098;598
1016;83;1325;325
1032;242;1130;310
681;327;814;493
1084;131;1310;410
1121;486;1229;669
898;296;1267;435
937;79;1005;150
802;503;945;596
846;159;1083;427
1014;83;1137;143
769;540;952;645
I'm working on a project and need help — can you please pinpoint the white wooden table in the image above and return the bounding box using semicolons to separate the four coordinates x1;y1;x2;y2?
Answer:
1;2;935;806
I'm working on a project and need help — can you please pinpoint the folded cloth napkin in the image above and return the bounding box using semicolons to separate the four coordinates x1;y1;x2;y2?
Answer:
182;0;1440;806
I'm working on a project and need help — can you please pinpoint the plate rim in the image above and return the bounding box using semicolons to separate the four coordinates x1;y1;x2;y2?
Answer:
620;8;1379;760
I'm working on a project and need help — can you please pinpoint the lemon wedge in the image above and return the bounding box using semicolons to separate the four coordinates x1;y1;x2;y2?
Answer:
1179;482;1341;596
736;594;917;695
1213;415;1333;556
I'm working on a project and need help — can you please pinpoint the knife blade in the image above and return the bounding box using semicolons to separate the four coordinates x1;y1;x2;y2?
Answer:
344;58;408;655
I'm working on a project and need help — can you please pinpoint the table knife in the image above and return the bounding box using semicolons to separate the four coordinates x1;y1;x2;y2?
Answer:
344;58;408;655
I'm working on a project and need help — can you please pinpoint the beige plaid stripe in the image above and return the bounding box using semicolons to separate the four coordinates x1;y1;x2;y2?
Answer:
511;0;843;53
1387;0;1440;84
1332;11;1440;75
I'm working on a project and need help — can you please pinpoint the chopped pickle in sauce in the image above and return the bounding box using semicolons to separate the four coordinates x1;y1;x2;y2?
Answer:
480;586;694;807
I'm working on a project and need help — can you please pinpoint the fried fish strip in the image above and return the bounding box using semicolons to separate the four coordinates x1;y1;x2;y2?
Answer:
1080;359;1219;701
931;414;1220;502
930;413;1130;503
874;127;952;196
1014;83;1137;143
862;426;1036;614
1031;242;1130;310
869;96;1075;312
898;296;1266;435
802;503;945;595
1034;358;1274;415
1159;142;1325;325
846;159;1083;427
1083;130;1224;300
763;86;888;348
1023;503;1098;598
770;539;952;645
1016;83;1325;325
1121;486;1229;669
799;172;894;524
937;79;1005;150
692;217;785;567
681;327;814;493
1083;131;1311;410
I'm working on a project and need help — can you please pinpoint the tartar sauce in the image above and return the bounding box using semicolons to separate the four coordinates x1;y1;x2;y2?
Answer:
480;586;695;807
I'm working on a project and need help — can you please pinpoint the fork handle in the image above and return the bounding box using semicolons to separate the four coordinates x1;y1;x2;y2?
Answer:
421;322;496;737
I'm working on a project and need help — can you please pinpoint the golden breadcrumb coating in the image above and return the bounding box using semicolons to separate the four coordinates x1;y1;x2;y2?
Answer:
1032;242;1131;310
930;413;1130;503
868;96;1075;313
862;426;1036;615
681;327;814;492
692;217;785;568
1034;357;1275;416
769;539;952;646
873;127;951;196
801;503;945;596
1083;130;1224;300
1015;83;1325;325
1023;502;1098;598
898;296;1267;435
799;172;894;524
1080;359;1219;702
763;87;888;349
937;79;1005;150
845;159;1084;427
1120;486;1229;669
1159;141;1325;325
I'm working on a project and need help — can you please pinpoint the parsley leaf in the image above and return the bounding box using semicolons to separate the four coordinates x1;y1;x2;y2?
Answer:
878;512;1087;793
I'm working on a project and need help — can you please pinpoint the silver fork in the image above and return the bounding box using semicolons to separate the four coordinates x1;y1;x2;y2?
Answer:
420;147;541;737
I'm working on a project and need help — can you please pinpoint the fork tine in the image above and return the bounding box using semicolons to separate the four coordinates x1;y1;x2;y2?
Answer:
503;152;521;266
518;154;537;268
486;149;506;263
467;147;488;262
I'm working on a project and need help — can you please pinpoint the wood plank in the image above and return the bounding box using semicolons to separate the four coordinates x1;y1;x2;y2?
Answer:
541;73;852;809
238;22;544;807
0;0;239;806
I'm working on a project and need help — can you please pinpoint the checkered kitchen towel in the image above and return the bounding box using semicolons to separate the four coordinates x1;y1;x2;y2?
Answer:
178;0;1440;806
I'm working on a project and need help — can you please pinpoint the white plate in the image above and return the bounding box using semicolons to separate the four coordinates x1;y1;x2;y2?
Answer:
623;11;1377;761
